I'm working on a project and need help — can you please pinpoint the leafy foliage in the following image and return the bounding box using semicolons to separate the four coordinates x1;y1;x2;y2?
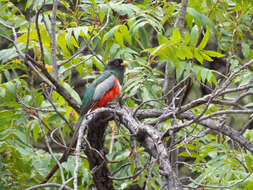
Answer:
0;0;253;189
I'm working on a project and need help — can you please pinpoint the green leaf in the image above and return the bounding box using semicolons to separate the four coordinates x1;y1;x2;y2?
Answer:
109;43;121;58
62;81;82;104
0;128;11;141
242;42;250;59
3;70;11;81
120;25;131;44
171;28;182;43
194;48;203;64
69;35;79;48
0;44;25;63
157;33;170;45
203;50;225;58
179;151;192;157
98;9;106;23
114;150;130;161
190;25;199;46
131;19;149;36
0;87;6;98
93;58;104;71
114;29;124;47
103;25;120;43
185;14;194;30
104;40;113;61
187;8;215;30
183;32;190;45
244;181;253;190
57;31;70;57
123;76;143;95
165;47;179;63
198;28;210;50
126;98;136;107
32;124;40;143
5;81;16;97
138;27;149;49
110;2;140;17
200;51;213;62
245;155;252;172
181;46;193;59
193;64;217;85
176;48;186;60
79;26;89;37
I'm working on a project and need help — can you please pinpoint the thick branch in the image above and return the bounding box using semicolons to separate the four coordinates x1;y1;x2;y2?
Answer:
134;107;253;153
27;55;81;112
179;111;253;152
91;107;183;190
84;112;114;190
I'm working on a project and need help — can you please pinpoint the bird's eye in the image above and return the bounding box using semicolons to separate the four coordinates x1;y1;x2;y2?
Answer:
115;61;119;65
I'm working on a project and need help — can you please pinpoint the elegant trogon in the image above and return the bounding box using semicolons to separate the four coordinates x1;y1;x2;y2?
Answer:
42;58;128;183
80;58;128;117
71;58;128;143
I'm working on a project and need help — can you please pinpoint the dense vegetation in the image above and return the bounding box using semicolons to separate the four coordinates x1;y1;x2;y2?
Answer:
0;0;253;189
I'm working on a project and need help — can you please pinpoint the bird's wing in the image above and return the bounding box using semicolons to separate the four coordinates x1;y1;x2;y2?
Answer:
93;74;116;101
80;72;116;116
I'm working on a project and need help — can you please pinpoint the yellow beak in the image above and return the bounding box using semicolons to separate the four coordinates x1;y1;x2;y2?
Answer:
121;61;128;66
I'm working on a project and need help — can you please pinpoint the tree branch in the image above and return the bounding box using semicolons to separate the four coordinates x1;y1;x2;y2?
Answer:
175;0;188;34
89;107;183;190
35;6;46;65
50;0;59;80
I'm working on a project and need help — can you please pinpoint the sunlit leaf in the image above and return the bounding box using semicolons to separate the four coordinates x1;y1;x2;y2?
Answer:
62;81;82;104
171;28;182;43
204;50;225;58
194;48;203;64
198;28;210;50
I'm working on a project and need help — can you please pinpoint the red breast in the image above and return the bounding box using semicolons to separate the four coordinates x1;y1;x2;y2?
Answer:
91;77;121;110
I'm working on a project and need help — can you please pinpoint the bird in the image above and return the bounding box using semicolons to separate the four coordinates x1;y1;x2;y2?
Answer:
80;58;128;117
73;58;128;139
42;58;128;183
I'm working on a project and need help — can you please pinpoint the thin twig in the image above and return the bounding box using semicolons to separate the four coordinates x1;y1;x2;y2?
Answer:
17;95;55;112
133;74;190;118
200;109;253;121
59;177;74;190
111;162;132;176
109;157;151;181
51;0;59;80
145;158;158;190
38;115;66;183
217;59;253;95
73;120;87;190
25;183;73;190
50;127;69;149
239;117;253;135
60;55;94;75
165;108;253;133
168;129;210;153
35;6;45;65
131;136;141;169
108;167;145;181
42;85;73;132
185;170;253;189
